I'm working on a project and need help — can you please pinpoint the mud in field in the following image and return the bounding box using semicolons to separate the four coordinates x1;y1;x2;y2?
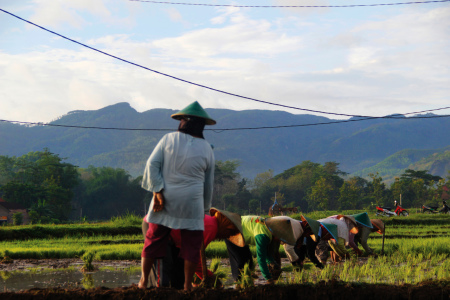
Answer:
0;281;449;300
0;258;141;272
1;258;449;299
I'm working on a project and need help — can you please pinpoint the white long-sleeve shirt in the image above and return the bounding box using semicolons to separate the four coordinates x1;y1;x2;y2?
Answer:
318;217;349;244
142;132;215;230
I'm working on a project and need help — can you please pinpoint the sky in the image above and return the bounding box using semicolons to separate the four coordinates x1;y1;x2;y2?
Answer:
1;0;449;124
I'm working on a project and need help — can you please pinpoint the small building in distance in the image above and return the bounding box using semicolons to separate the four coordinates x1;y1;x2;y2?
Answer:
0;198;30;225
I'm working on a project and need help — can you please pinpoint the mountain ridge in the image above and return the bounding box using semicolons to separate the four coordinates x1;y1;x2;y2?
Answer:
1;102;449;180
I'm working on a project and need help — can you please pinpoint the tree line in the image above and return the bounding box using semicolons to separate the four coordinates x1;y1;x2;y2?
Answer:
210;161;448;215
0;149;448;223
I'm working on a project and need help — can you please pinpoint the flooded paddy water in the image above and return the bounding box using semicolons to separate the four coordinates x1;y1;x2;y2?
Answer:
0;259;142;292
0;257;290;292
0;258;449;299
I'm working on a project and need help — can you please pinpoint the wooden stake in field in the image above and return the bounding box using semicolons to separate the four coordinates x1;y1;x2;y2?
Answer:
381;222;386;255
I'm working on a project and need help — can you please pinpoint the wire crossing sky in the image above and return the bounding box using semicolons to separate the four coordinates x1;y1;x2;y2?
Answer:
2;7;450;123
0;8;375;119
128;0;450;8
0;1;449;124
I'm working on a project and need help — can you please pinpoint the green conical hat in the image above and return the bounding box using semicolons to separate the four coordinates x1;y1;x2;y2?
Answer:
350;212;373;228
300;215;321;241
171;101;216;125
320;222;338;241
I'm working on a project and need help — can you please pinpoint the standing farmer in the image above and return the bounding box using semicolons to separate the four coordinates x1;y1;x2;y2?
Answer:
139;101;216;291
142;208;244;289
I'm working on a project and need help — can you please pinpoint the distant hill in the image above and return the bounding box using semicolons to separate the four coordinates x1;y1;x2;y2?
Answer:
1;102;449;180
352;147;450;183
410;150;450;177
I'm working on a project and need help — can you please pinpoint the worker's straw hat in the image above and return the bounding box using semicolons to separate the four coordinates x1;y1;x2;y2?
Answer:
171;101;216;125
349;212;373;228
209;208;244;247
371;219;385;235
300;215;321;242
320;222;339;241
337;214;358;227
265;216;303;246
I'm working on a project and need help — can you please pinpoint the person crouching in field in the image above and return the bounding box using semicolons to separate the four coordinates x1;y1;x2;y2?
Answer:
225;215;318;286
354;218;385;255
141;208;244;289
139;101;216;291
317;215;361;263
283;216;338;270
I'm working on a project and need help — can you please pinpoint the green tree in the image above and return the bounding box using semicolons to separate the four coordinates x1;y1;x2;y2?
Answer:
0;156;15;186
251;161;347;212
338;181;360;210
12;212;23;225
29;199;54;221
248;198;261;215
28;210;40;224
79;166;146;220
431;179;447;203
249;170;274;196
213;160;241;209
368;173;387;206
391;169;441;208
410;178;427;207
270;191;286;206
309;177;334;210
0;149;79;221
401;169;442;185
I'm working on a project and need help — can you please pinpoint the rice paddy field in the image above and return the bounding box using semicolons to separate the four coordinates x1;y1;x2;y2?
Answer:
0;211;449;299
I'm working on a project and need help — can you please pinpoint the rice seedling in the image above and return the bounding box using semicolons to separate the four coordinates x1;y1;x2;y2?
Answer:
1;212;448;289
236;262;254;289
209;258;228;282
0;271;12;281
0;250;13;263
284;267;310;285
193;257;229;288
80;251;96;272
110;212;143;227
81;274;95;289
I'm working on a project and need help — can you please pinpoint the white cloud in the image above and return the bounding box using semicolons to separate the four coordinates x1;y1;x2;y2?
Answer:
29;0;135;29
165;7;185;24
1;1;449;124
153;16;303;58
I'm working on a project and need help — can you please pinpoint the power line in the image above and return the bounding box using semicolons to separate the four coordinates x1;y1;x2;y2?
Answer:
128;0;450;8
212;114;450;131
0;7;450;126
1;113;449;132
2;8;439;120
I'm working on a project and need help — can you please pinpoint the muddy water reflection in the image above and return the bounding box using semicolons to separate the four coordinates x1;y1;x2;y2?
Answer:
0;269;141;291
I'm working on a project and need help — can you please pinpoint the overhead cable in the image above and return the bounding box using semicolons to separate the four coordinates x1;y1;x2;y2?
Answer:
1;113;449;132
1;8;434;120
128;0;450;8
2;8;449;131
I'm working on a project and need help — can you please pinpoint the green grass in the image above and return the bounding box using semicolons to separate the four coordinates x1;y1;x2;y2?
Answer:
1;211;449;260
0;212;449;287
282;254;449;285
